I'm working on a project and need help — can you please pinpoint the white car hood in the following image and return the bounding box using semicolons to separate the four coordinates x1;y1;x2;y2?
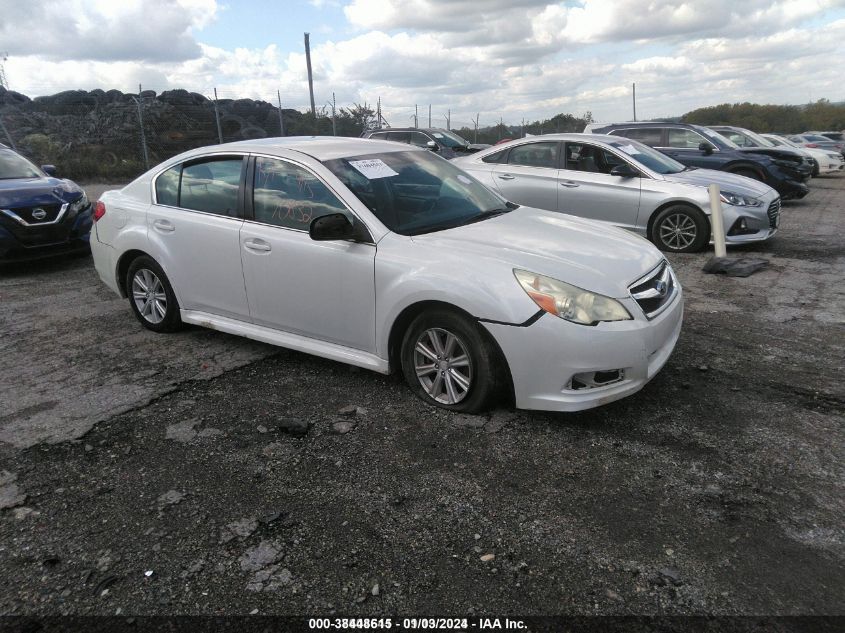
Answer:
411;207;663;299
663;168;774;199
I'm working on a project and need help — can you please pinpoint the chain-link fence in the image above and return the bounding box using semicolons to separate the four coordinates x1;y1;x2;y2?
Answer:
0;87;592;183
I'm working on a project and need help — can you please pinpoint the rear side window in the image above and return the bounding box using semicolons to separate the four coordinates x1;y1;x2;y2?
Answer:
253;157;350;230
155;165;180;206
507;142;559;168
179;159;243;217
615;127;663;145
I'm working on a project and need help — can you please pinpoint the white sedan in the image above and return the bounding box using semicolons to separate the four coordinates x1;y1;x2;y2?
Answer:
761;134;844;176
91;137;682;413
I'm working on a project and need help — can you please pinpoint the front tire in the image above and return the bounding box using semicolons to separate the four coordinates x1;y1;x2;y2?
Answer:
400;309;501;413
651;205;709;253
126;256;182;332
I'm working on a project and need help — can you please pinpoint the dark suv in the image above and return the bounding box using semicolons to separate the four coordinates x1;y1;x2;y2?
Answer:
588;122;811;199
0;146;92;261
361;127;487;159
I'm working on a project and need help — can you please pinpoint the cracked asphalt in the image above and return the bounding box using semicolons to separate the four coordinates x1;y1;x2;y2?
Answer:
0;177;842;616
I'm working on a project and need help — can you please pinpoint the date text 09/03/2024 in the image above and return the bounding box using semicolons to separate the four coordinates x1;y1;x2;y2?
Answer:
308;618;527;630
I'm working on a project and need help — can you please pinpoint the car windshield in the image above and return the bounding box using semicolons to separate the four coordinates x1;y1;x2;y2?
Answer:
428;130;470;149
695;126;740;149
606;139;687;174
804;134;832;143
0;149;42;179
323;150;513;236
766;135;798;148
739;129;777;147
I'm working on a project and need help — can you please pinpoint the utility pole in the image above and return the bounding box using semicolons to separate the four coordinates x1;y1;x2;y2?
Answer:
304;33;316;117
447;109;450;130
0;52;8;89
331;92;337;136
428;104;431;127
376;97;381;129
632;82;637;122
521;117;525;138
414;104;418;128
213;87;223;143
472;113;479;144
277;90;285;136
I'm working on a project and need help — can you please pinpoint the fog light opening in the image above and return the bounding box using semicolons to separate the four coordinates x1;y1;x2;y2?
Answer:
569;369;625;390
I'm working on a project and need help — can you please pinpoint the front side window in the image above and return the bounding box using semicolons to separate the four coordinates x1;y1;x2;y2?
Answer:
563;143;623;174
667;128;708;149
507;142;559;168
253;157;350;230
323;150;511;236
409;132;432;148
179;158;242;217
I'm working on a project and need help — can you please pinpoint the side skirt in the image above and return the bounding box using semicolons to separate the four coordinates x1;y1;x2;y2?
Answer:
180;310;390;374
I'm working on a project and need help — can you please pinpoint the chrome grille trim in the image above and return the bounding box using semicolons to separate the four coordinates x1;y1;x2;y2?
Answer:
1;203;69;226
767;198;781;229
628;260;677;320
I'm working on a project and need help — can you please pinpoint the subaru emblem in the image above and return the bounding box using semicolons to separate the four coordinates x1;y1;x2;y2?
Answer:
31;208;48;221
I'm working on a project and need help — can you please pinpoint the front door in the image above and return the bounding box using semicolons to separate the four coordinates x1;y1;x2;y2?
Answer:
239;156;377;351
557;142;641;229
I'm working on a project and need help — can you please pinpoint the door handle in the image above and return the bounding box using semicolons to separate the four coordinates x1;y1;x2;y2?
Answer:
560;181;580;188
153;219;175;232
497;174;515;180
244;238;271;252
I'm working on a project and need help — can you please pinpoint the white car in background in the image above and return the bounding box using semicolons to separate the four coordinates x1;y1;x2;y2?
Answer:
90;137;682;414
452;134;781;253
761;134;844;176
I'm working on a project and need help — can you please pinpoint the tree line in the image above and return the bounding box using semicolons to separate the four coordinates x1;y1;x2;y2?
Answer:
681;100;845;133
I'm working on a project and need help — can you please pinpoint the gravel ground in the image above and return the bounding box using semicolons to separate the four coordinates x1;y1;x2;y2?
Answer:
0;177;842;616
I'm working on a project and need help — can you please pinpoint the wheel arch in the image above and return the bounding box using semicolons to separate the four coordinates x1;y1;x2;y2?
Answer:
723;161;767;181
646;200;709;242
386;299;515;403
115;249;154;297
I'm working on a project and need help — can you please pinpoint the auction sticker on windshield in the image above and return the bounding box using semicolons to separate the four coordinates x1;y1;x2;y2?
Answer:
349;159;398;179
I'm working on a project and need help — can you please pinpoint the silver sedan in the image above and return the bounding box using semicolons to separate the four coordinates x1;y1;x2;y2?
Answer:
452;133;781;253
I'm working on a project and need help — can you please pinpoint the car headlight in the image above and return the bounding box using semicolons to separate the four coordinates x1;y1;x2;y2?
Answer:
513;270;632;326
827;153;841;160
719;191;763;207
69;193;89;213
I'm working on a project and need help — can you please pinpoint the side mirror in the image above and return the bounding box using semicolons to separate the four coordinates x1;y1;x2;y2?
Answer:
610;163;640;178
41;164;57;177
698;142;715;155
309;213;370;242
426;141;439;151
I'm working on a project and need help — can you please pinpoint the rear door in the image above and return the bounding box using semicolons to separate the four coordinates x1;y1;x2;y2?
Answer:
146;156;250;320
487;141;561;211
557;142;641;229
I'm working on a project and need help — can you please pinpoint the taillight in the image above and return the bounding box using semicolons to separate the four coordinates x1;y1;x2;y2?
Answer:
806;143;819;148
93;201;106;222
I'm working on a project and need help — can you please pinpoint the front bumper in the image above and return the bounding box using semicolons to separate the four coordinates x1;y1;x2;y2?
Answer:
482;289;683;412
0;207;92;261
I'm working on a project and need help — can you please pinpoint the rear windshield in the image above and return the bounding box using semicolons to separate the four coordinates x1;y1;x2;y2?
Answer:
0;149;42;179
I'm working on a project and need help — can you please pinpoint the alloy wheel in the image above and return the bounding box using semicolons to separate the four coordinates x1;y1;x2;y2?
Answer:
413;328;473;405
658;213;698;250
131;268;168;324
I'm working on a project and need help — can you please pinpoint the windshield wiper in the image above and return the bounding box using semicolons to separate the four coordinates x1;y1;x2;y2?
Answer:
462;207;511;225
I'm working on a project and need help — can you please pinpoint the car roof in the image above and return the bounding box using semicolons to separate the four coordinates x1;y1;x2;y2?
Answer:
190;136;421;161
472;132;649;147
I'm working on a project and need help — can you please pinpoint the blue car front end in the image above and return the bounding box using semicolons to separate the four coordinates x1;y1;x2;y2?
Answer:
0;148;92;262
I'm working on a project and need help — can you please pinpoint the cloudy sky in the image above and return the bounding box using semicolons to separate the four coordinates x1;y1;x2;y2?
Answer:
2;0;844;128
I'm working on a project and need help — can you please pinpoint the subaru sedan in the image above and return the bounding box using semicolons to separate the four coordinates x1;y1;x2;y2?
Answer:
453;134;780;253
91;137;682;413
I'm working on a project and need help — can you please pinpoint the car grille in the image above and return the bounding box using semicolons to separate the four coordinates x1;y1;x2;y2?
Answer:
629;260;676;320
2;203;64;225
767;198;781;229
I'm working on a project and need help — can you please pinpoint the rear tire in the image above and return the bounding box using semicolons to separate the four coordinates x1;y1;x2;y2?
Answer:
651;205;709;253
400;309;501;413
126;256;182;333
